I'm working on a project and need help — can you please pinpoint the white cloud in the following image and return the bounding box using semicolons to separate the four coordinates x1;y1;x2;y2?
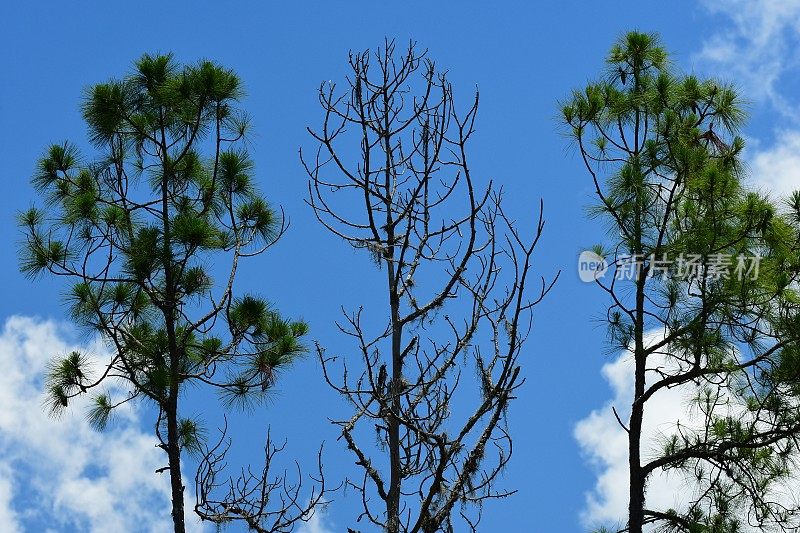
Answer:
0;464;21;533
697;0;800;119
697;2;800;209
746;130;800;200
0;315;205;532
296;504;335;533
576;331;800;531
574;334;696;529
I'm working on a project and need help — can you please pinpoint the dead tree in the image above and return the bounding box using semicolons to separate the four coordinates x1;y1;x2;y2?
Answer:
301;40;557;532
194;420;333;532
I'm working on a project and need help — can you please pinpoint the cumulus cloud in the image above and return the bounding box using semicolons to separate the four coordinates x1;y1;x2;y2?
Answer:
576;331;800;531
0;315;205;532
574;335;696;529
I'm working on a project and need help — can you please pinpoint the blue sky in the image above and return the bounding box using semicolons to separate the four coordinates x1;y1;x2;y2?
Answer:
0;1;797;532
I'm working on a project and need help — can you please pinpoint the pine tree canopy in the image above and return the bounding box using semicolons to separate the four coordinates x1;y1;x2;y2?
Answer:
19;52;306;459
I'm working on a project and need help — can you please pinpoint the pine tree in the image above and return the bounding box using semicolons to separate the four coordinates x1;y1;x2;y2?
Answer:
563;32;800;532
19;54;308;533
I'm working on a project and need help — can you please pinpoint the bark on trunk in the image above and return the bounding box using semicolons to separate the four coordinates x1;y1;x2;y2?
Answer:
166;396;186;533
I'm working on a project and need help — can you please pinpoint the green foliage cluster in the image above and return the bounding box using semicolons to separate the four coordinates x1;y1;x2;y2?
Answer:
18;54;307;532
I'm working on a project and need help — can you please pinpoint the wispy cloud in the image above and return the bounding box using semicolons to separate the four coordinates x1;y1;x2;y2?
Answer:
697;1;800;200
0;464;20;533
0;315;205;532
747;129;800;200
296;503;336;533
697;0;800;119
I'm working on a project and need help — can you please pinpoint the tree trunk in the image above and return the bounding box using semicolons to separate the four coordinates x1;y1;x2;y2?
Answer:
628;399;645;533
166;395;186;533
628;273;647;533
383;108;402;533
160;117;185;533
386;266;402;533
